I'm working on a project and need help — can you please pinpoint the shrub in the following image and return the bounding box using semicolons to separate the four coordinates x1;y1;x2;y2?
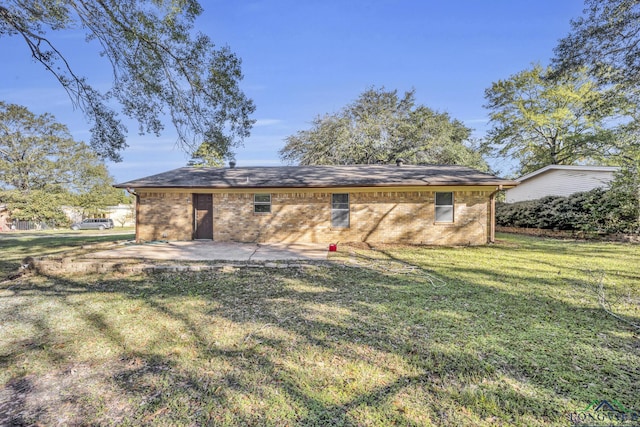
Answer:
497;188;639;234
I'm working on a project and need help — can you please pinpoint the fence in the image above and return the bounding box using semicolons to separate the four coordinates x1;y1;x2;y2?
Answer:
9;220;59;231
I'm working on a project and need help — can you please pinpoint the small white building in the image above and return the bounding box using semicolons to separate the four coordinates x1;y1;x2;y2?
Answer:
505;165;620;203
61;203;135;227
106;203;136;227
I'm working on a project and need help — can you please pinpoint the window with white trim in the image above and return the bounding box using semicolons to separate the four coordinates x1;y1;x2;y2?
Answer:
331;193;350;228
435;192;454;222
254;193;271;213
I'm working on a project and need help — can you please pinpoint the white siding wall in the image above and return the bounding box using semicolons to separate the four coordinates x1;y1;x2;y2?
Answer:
106;204;136;227
505;169;616;203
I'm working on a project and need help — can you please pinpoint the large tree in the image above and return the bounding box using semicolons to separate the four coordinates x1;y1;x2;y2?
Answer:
0;1;255;161
606;122;640;230
280;87;488;170
0;103;122;222
553;0;640;224
482;64;625;175
553;0;640;90
0;102;110;193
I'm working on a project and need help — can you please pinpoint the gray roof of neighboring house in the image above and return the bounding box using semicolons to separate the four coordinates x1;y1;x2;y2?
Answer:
114;164;518;189
515;165;620;182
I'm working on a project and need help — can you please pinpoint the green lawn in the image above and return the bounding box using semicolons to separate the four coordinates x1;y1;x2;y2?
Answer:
0;229;134;277
0;234;638;426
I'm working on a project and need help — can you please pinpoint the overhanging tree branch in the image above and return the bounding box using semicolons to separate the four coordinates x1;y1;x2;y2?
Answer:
0;1;255;162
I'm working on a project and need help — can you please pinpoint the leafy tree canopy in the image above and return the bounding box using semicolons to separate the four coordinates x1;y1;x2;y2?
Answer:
552;0;640;161
187;131;231;167
280;87;488;170
482;64;627;175
76;184;131;218
553;0;640;89
0;102;112;193
0;0;255;161
607;124;640;226
0;102;126;222
0;189;69;224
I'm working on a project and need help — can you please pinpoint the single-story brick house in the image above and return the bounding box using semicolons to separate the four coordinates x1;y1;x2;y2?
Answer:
114;163;517;246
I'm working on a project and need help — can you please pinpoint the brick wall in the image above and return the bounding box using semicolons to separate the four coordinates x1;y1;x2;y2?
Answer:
138;192;193;241
137;189;491;245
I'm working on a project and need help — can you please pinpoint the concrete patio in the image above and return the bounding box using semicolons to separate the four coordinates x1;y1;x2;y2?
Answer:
86;241;330;262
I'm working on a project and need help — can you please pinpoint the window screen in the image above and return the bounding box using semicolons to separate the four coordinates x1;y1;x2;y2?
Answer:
435;192;454;222
331;193;350;228
254;193;271;213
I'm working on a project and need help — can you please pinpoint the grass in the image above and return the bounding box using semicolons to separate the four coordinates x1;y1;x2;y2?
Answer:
0;228;134;277
0;233;638;426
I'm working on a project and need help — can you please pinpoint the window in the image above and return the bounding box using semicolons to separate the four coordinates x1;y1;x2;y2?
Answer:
254;193;271;213
435;192;454;222
331;193;350;228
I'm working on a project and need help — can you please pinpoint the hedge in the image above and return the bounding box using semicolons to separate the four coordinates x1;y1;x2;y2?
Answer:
497;188;639;234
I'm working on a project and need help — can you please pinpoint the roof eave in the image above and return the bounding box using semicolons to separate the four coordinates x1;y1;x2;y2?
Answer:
114;182;518;190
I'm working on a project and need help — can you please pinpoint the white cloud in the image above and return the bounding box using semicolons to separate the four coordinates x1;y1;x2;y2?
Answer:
465;118;489;124
254;119;284;127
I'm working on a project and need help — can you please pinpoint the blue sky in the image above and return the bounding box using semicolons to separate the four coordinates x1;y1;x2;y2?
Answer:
0;0;585;182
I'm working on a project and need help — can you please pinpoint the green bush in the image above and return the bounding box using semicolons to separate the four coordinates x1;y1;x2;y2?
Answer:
497;188;639;234
0;189;70;226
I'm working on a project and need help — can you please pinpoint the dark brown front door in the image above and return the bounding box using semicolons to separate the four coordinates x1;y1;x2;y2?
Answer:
194;194;213;239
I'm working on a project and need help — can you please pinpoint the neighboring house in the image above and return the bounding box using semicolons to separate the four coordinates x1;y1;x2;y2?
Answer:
504;165;620;203
62;204;135;227
114;164;517;246
2;203;134;231
105;203;136;227
61;206;84;225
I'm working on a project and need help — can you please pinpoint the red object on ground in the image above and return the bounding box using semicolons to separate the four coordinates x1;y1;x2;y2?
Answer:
329;244;337;252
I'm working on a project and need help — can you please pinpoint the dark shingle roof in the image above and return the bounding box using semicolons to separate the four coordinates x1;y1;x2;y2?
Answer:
115;165;518;189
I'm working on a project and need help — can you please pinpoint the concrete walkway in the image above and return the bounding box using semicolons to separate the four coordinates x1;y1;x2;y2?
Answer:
87;241;330;262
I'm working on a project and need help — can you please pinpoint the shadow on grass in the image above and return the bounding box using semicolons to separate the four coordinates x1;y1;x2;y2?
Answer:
1;236;638;425
0;234;134;278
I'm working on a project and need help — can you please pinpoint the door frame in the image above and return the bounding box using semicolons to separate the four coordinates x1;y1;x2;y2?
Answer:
193;193;213;240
